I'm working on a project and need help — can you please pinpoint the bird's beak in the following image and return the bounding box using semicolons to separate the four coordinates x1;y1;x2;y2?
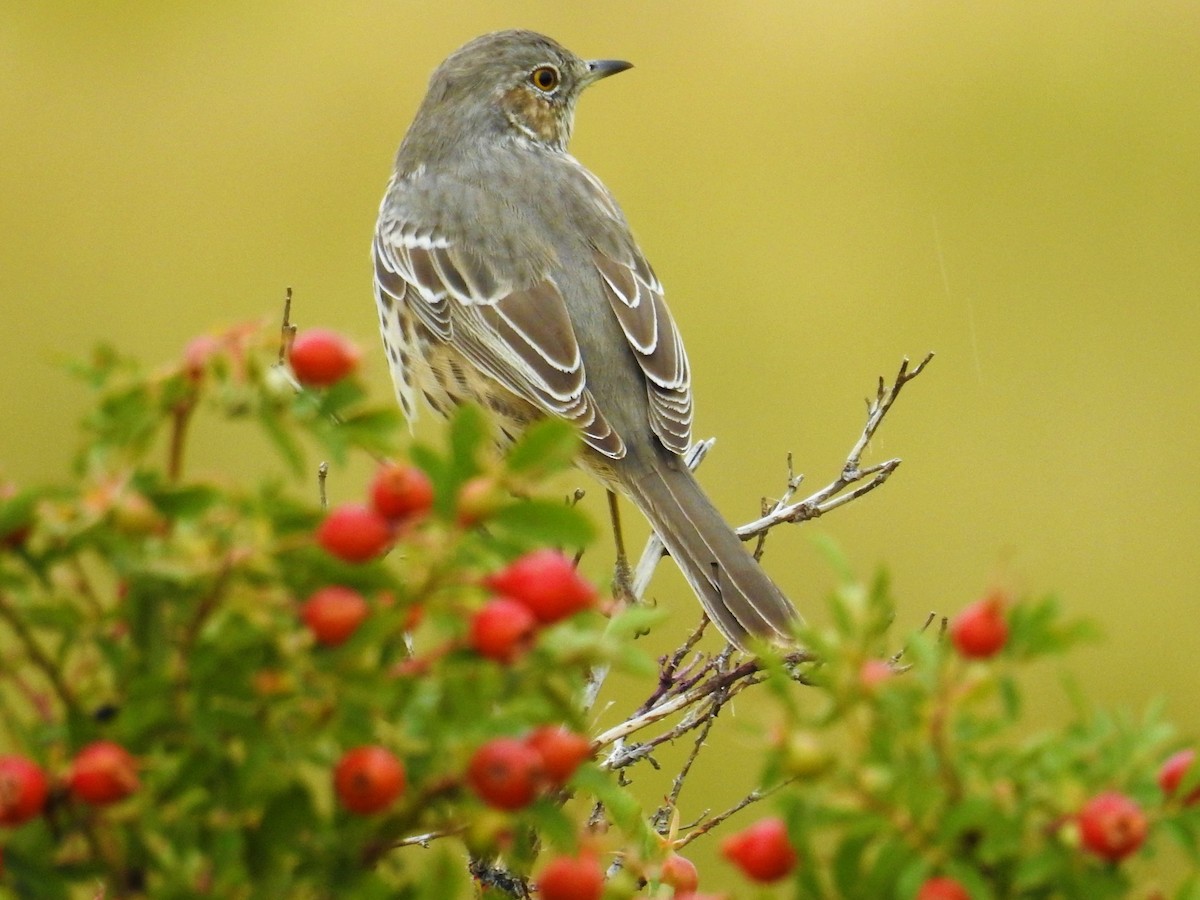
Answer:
585;58;634;84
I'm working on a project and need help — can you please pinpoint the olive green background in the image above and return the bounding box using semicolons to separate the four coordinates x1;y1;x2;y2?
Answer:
3;2;1198;892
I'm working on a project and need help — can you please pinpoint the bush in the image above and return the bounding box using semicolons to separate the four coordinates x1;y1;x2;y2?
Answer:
0;316;1196;898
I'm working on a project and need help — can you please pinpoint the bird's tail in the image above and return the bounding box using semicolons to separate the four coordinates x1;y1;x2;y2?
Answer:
621;454;800;650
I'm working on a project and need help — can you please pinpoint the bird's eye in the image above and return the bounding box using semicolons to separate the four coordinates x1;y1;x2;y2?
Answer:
530;66;560;92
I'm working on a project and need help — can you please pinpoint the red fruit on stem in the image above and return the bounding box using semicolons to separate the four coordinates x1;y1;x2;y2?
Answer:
288;328;360;387
0;756;48;826
536;853;604;900
316;503;392;563
334;746;406;815
720;817;797;883
69;741;139;805
370;463;434;523
950;594;1009;659
660;853;700;893
1078;791;1147;862
301;586;369;646
469;598;538;663
525;726;592;786
467;738;546;811
1158;749;1200;806
485;550;597;624
917;876;972;900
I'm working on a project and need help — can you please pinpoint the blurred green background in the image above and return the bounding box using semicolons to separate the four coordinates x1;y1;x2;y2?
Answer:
3;1;1198;891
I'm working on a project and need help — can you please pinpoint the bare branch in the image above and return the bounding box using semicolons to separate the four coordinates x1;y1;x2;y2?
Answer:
277;286;296;366
673;779;794;850
391;827;463;850
594;657;764;756
738;353;934;539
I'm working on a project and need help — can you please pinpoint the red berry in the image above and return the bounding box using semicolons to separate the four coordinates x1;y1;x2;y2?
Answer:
69;741;138;805
525;726;592;786
950;594;1009;659
469;598;538;663
0;756;48;826
1078;791;1147;862
917;876;972;900
317;503;392;563
467;738;546;810
720;817;797;883
334;746;406;815
485;550;597;624
536;853;604;900
660;853;700;893
289;328;360;387
370;463;434;523
301;586;369;646
1158;749;1200;806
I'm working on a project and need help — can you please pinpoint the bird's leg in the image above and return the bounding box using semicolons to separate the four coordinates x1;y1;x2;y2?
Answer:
607;490;637;607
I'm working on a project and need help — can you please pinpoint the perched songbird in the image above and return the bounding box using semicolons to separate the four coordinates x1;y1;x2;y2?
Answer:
372;30;799;649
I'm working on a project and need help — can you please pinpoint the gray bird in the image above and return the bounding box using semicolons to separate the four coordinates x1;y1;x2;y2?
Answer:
372;29;799;649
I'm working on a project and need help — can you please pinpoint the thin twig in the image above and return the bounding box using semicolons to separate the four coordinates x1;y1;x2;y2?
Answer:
673;779;794;850
604;670;762;771
166;395;196;483
0;591;83;720
737;353;934;540
391;826;464;849
594;658;764;754
277;287;296;365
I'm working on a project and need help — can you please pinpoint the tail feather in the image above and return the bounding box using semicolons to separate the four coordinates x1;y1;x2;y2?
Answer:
622;457;800;650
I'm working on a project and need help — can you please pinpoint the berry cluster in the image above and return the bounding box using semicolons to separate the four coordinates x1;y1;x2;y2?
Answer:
469;550;598;662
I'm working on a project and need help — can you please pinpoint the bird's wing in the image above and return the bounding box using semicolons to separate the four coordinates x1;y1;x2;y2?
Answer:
373;183;626;459
591;247;692;454
570;166;694;454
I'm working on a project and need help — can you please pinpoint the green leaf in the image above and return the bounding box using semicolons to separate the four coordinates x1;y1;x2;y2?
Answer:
148;483;224;519
0;488;38;537
490;499;594;548
830;830;873;896
411;848;473;900
449;404;489;477
336;407;404;456
809;531;854;581
245;784;316;878
604;605;668;640
257;406;306;478
570;766;645;836
503;418;579;475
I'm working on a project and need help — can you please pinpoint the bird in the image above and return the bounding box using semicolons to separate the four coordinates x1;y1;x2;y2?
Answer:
371;30;799;650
